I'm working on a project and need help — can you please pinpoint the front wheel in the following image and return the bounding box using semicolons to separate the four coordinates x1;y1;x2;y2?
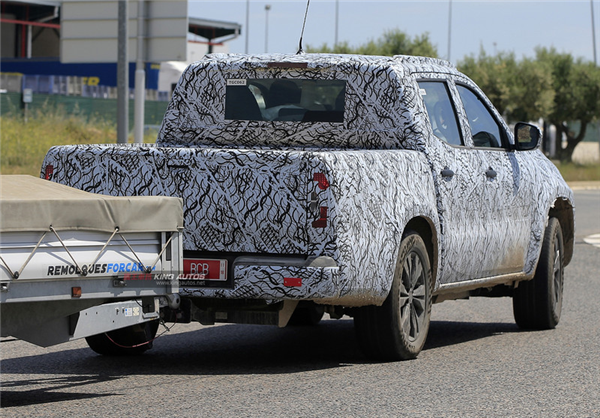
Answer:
513;217;564;329
354;231;432;361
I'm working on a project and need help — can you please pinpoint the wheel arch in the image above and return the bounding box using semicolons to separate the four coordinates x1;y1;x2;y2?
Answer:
403;216;438;289
548;197;574;266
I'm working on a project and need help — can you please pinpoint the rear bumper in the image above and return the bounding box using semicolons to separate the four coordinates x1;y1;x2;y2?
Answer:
180;257;341;301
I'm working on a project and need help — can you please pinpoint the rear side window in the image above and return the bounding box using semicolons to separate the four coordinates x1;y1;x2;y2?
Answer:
418;81;463;146
225;79;346;122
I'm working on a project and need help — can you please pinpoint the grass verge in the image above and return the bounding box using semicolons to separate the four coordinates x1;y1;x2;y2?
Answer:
1;109;157;176
553;161;600;182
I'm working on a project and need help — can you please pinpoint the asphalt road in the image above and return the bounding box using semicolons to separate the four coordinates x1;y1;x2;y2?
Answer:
1;190;599;417
573;188;600;239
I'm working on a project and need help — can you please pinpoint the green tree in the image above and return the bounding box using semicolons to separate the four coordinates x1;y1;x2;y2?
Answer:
508;56;555;124
536;47;600;162
307;29;438;58
457;49;554;123
458;50;517;117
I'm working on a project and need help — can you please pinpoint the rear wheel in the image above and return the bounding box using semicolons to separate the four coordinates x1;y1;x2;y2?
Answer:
513;217;564;329
354;231;432;361
85;320;159;356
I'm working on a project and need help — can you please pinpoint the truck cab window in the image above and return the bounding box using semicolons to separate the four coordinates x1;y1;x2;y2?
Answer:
225;79;346;122
456;85;504;148
418;81;463;146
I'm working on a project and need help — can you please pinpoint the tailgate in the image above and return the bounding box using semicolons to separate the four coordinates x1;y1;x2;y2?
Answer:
160;148;311;254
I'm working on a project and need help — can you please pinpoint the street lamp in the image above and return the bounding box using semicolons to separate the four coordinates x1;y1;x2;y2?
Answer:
265;4;271;53
334;0;339;47
245;0;250;54
447;0;452;62
592;0;597;65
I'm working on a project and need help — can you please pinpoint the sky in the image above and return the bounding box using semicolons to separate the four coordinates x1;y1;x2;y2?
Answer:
188;0;600;65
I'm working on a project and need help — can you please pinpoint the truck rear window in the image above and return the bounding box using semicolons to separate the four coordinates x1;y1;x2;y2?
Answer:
225;79;346;122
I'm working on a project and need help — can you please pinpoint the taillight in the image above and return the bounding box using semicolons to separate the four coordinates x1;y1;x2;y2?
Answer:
312;206;328;228
311;173;329;228
313;173;329;190
44;165;54;180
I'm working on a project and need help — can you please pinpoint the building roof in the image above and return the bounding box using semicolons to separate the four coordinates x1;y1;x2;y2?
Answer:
2;1;242;41
3;0;60;7
188;17;241;41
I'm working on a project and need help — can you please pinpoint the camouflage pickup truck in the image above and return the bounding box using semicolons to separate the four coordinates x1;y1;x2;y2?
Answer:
42;53;574;360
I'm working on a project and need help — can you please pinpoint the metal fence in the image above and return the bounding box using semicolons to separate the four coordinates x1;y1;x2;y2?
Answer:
0;73;169;101
0;91;169;130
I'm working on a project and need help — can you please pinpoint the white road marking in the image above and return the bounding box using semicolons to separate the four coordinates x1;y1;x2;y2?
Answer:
583;234;600;248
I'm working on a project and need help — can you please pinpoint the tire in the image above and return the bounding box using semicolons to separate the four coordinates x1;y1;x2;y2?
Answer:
287;302;325;326
354;231;432;361
85;320;159;356
513;217;564;330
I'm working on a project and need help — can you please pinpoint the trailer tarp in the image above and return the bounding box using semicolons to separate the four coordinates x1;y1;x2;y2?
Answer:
0;175;183;233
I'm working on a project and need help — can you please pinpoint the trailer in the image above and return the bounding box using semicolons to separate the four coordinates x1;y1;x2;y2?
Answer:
0;175;183;353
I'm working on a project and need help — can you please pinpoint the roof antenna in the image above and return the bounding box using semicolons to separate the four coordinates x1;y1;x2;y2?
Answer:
296;0;311;54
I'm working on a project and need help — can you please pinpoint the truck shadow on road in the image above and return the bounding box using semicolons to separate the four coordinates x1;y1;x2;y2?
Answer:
2;318;519;366
2;318;522;373
426;320;519;350
1;318;520;408
0;376;115;408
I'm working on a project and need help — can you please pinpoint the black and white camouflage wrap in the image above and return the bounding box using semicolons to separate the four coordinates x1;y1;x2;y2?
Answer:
42;53;573;306
158;53;426;151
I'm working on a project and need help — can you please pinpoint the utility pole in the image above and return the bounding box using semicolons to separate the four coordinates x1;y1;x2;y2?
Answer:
334;0;339;47
117;0;129;144
447;0;452;62
134;0;145;144
245;0;250;53
592;0;597;65
593;1;599;160
265;4;271;53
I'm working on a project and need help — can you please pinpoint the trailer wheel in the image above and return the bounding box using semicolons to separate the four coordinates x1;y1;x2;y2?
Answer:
513;217;564;329
85;320;159;356
354;231;432;361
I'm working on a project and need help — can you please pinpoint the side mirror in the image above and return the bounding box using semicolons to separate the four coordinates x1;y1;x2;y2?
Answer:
513;122;541;151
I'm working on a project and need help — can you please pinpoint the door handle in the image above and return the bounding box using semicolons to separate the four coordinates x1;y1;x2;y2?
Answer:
486;168;497;179
441;167;455;179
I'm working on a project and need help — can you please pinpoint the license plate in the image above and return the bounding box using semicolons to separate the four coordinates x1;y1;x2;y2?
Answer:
182;258;228;281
